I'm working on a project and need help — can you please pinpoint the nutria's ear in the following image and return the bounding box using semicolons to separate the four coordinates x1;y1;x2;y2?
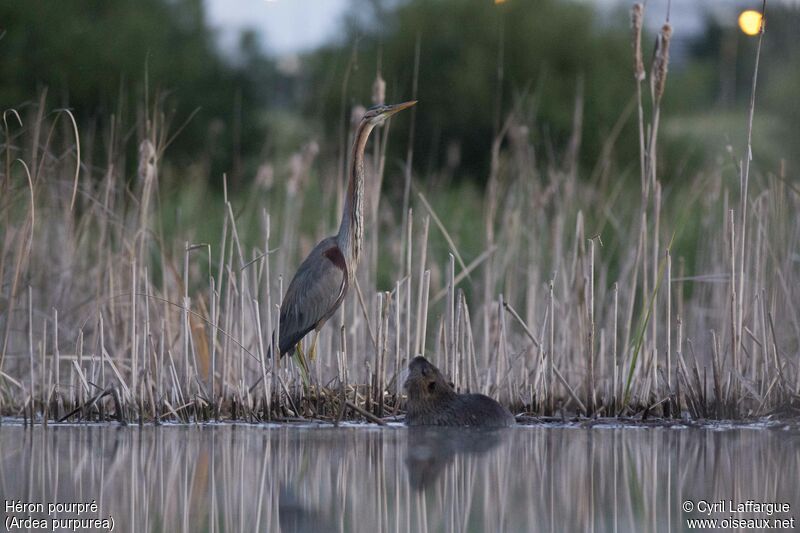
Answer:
427;381;436;393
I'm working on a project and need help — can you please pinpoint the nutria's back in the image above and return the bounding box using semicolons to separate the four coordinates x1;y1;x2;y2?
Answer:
402;356;515;428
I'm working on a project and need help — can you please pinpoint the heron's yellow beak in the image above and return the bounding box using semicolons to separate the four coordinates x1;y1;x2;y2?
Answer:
382;100;417;117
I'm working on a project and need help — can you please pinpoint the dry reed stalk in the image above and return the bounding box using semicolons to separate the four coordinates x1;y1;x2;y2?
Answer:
640;210;648;392
419;270;431;357
612;282;619;411
454;290;465;389
759;289;770;398
375;292;385;416
665;250;672;414
254;300;268;408
466;302;479;393
728;210;739;401
182;243;191;396
447;254;455;378
39;321;46;420
273;279;282;413
52;308;59;416
547;280;555;414
414;216;430;356
394;279;402;388
498;295;512;403
404;209;413;365
587;238;596;414
734;0;767;408
651;182;661;394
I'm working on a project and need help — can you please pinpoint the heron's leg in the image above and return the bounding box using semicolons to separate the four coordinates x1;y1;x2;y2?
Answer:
292;340;310;387
309;331;320;361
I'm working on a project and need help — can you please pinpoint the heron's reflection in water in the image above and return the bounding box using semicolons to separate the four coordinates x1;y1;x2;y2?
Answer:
405;427;511;490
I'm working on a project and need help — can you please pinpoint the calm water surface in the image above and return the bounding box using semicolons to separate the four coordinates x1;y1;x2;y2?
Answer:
1;421;798;532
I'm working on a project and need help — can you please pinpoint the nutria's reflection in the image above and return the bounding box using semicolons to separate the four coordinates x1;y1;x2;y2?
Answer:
279;485;337;533
405;427;510;490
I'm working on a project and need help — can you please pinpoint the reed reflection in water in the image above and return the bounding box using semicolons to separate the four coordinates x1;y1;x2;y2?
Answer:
1;423;798;532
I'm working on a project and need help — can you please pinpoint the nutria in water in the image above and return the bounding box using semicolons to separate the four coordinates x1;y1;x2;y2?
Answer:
402;356;515;427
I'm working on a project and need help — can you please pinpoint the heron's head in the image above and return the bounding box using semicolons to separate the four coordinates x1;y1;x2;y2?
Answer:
363;100;417;126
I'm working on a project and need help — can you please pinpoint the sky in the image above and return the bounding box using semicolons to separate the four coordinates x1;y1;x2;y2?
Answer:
205;0;348;56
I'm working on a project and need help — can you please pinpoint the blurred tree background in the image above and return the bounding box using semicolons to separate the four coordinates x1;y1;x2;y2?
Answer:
306;0;633;180
0;0;280;183
1;0;797;188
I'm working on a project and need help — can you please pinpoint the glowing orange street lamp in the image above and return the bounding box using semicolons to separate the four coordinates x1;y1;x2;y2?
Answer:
738;10;763;36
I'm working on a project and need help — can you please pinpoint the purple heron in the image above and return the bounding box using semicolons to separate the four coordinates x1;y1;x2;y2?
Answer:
271;100;416;373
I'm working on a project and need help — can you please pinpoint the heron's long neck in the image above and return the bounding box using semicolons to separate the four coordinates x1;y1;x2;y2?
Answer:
337;120;373;271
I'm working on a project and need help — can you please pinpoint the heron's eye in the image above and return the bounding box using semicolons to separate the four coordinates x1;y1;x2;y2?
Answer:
427;381;436;393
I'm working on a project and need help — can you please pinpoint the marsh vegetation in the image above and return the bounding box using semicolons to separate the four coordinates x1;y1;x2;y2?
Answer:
0;2;797;424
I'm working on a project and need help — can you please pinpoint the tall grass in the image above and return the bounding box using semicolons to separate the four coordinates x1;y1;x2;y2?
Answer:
0;5;797;424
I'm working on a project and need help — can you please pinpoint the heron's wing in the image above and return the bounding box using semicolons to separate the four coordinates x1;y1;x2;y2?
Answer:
278;238;348;355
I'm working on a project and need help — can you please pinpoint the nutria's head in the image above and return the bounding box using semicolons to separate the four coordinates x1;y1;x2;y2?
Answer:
403;356;456;402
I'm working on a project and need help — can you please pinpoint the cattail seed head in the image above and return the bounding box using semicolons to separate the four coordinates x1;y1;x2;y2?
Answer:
372;73;386;106
651;23;673;102
351;105;366;126
254;162;274;191
138;139;156;183
287;141;319;196
631;3;645;82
